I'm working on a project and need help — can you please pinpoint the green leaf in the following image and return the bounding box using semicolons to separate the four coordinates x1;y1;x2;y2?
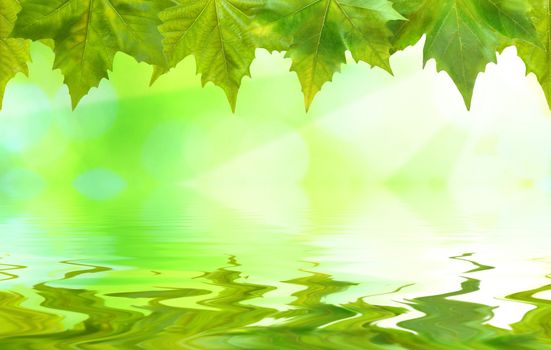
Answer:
515;0;551;107
0;0;542;111
12;0;170;108
262;0;402;110
0;0;30;109
157;0;263;112
475;0;538;43
392;0;537;108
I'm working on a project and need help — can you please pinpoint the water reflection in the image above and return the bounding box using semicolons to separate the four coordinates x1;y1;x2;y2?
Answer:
1;187;551;349
0;253;549;349
506;275;551;349
399;254;498;348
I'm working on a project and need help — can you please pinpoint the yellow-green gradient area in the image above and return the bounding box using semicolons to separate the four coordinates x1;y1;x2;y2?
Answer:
1;41;551;349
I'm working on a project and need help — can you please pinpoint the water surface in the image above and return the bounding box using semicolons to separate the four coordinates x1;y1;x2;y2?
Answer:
1;188;551;349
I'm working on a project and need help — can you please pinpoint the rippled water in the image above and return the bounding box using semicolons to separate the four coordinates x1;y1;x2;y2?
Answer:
2;188;551;349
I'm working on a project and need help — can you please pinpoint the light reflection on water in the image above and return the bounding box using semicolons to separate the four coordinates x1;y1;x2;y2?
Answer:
1;188;551;349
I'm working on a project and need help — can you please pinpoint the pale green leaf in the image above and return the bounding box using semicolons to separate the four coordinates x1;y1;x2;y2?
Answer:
0;0;30;109
12;0;170;108
514;0;551;107
263;0;402;110
392;0;537;108
157;0;262;111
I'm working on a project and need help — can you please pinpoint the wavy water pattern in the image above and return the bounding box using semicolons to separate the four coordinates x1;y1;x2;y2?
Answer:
0;253;548;349
2;194;551;350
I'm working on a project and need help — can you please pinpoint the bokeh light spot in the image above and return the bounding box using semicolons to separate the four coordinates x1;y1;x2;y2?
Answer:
73;168;126;200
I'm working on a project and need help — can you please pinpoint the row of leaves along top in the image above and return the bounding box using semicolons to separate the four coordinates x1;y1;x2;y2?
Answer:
0;0;548;111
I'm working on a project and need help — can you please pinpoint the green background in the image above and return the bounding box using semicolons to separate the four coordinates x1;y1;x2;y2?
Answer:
1;41;551;349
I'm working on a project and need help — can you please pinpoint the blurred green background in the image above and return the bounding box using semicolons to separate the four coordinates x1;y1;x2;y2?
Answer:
2;41;551;349
3;41;551;205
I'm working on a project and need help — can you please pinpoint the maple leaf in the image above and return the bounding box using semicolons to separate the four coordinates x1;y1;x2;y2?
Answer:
0;0;30;109
514;0;551;108
0;0;544;111
392;0;538;108
12;0;171;108
260;0;403;110
156;0;263;112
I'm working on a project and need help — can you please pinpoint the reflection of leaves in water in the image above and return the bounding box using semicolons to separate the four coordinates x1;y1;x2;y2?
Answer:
0;255;550;349
399;277;497;347
499;273;551;349
0;260;145;349
0;261;26;281
106;256;278;349
221;266;425;350
0;261;66;339
452;253;495;273
398;253;498;347
274;266;358;328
